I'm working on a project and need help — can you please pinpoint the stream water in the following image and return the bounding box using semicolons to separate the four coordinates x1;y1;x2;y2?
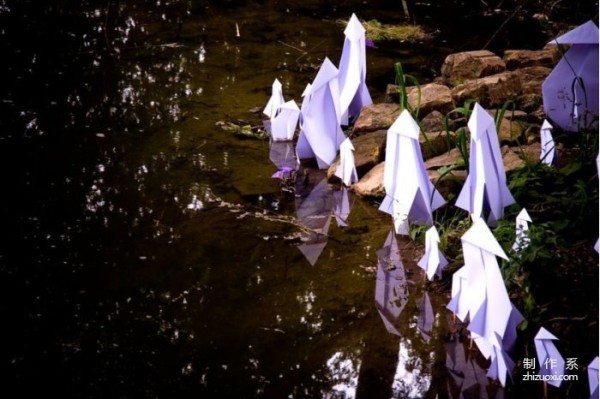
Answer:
1;1;596;398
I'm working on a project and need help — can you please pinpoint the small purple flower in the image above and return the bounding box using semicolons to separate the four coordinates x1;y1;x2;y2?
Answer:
365;38;377;49
271;166;296;179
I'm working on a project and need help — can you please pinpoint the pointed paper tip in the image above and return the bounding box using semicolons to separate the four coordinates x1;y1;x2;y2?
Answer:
425;225;440;242
462;217;508;259
535;326;560;341
541;119;553;131
516;208;532;222
467;102;494;140
549;20;599;45
389;109;420;139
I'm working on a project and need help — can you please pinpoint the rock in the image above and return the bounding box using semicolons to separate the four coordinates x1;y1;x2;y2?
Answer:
428;169;468;199
503;47;560;70
497;118;524;143
327;130;387;181
502;148;525;172
420;131;455;160
516;93;543;113
351;162;385;197
386;83;455;116
420;110;446;132
408;83;455;116
451;71;522;108
441;50;506;87
352;103;401;135
425;148;465;170
512;66;552;95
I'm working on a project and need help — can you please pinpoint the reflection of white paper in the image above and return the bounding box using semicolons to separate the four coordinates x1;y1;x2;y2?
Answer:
295;175;334;266
338;13;373;125
333;186;352;227
540;119;555;165
455;103;515;226
487;337;515;388
335;138;358;186
417;225;448;280
296;58;345;169
379;110;445;234
263;78;284;119
374;230;408;336
534;327;565;388
270;100;300;141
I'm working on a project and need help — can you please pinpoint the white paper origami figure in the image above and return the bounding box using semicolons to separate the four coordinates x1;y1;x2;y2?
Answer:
456;103;515;226
296;83;314;160
540;119;556;166
588;356;599;399
263;78;284;119
446;265;473;322
270;100;300;141
296;58;345;169
463;219;513;363
374;230;408;336
542;20;599;132
417;225;449;280
338;13;373;125
534;327;565;388
379;110;446;234
335;137;358;186
512;208;532;252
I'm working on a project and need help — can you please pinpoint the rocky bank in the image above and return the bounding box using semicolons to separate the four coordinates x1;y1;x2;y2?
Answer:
326;45;565;199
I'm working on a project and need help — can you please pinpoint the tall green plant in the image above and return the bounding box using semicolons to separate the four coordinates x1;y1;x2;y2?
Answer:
394;62;421;118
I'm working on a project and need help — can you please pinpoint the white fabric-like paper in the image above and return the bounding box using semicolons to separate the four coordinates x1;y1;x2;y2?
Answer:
338;13;373;125
263;78;284;119
379;110;446;234
296;58;345;169
335;137;358;186
455;103;515;226
512;208;532;252
534;327;566;388
588;356;599;398
417;225;448;280
540;119;556;165
270;100;300;141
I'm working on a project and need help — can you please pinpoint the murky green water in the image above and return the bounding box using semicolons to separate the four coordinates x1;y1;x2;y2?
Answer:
1;1;596;398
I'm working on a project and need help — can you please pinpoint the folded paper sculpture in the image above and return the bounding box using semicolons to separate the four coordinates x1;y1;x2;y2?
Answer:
296;58;345;169
456;103;515;226
263;78;284;119
270;100;300;141
542;20;599;132
512;208;532;252
335;137;358;186
338;13;373;125
534;327;565;388
379;110;446;234
417;225;448;280
540;119;556;166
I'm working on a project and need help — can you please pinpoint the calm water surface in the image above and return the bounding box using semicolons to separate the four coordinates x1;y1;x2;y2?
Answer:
0;1;595;398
